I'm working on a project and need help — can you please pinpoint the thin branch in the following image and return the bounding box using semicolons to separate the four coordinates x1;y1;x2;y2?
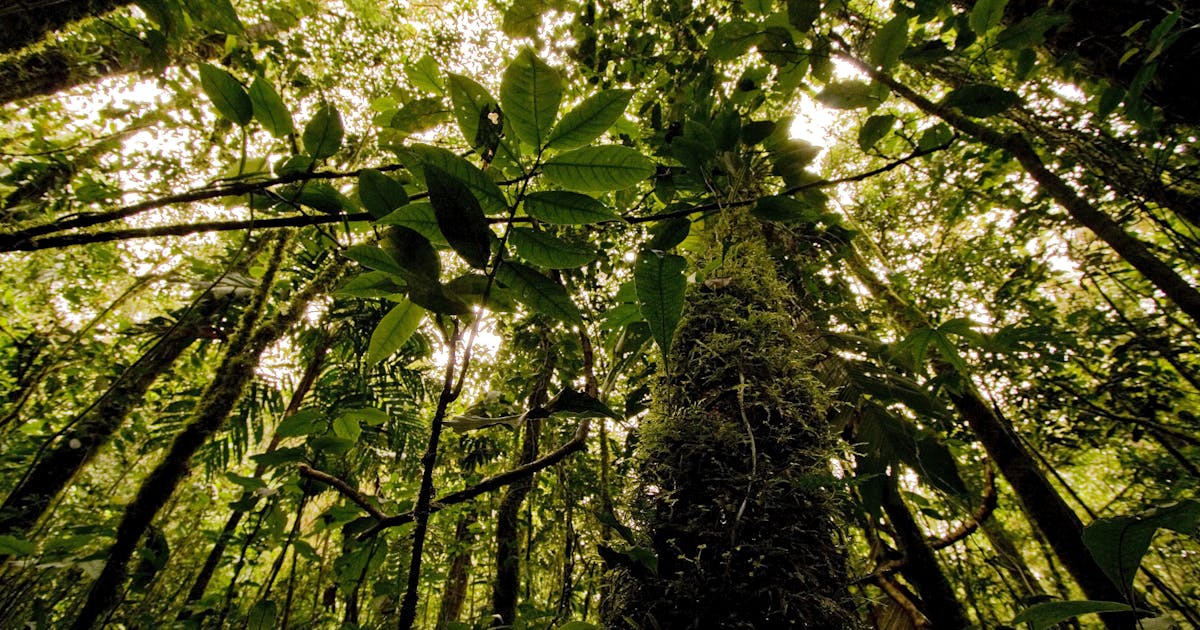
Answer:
296;464;385;520
929;463;997;550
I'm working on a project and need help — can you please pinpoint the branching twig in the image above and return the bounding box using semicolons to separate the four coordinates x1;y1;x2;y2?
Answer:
296;464;385;520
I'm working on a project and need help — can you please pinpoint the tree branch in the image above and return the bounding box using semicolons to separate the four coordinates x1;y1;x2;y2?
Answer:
296;464;385;520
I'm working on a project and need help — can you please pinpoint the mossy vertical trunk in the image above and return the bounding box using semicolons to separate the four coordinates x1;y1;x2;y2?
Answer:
605;225;859;629
437;511;477;629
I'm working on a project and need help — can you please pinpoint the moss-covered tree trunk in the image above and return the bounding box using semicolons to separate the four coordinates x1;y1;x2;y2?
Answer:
604;220;859;629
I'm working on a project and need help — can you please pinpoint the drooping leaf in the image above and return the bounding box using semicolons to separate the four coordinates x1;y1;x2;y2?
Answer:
646;217;691;250
523;191;619;224
343;245;407;277
786;0;821;31
509;227;596;268
546;89;634;151
969;0;1008;35
0;534;35;557
367;300;423;365
401;144;508;216
382;226;441;281
378;202;449;246
199;63;252;126
546;387;622;419
248;76;294;137
941;84;1022;117
447;73;498;149
407;282;472;316
1011;601;1134;630
496;261;583;325
278;182;348;214
500;48;562;149
752;195;820;223
388;97;449;136
423;164;494;268
225;472;266;491
275;408;325;437
857;114;896;151
635;250;686;357
542;145;655;191
869;15;909;71
303;104;344;159
358;169;409;219
1082;500;1200;595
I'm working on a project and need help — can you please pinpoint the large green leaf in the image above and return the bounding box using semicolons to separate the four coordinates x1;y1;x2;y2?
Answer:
942;84;1021;117
523;191;618;224
542;145;655;191
382;226;441;281
246;600;277;630
406;54;445;95
816;80;879;110
0;534;34;556
248;76;293;138
546;89;634;151
424;164;494;269
969;0;1008;35
509;227;596;268
401;144;508;216
343;245;407;277
708;20;762;61
378;201;448;246
869;15;908;72
447;73;498;149
786;0;821;31
275;408;324;437
199;63;252;126
496;261;583;325
367;300;425;365
1011;601;1134;630
388;97;449;136
546;387;621;420
303;104;344;159
1082;500;1200;595
500;48;562;149
358;169;408;219
634;250;686;357
857;114;896;151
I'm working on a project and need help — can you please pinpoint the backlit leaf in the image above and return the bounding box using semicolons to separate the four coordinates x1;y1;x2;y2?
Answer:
303;104;344;159
635;250;687;357
248;76;294;137
509;227;596;268
523;191;619;224
942;84;1021;117
546;89;633;151
368;299;426;365
542;145;655;191
496;261;583;325
869;15;908;71
401;144;508;216
358;169;408;219
857;114;896;151
1012;601;1134;630
424;164;494;268
199;63;252;126
501;48;562;149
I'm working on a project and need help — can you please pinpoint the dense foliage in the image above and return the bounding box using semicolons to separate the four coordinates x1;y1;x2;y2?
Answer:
1;0;1198;628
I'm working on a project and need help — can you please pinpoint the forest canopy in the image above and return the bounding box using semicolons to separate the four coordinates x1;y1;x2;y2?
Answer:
1;0;1198;628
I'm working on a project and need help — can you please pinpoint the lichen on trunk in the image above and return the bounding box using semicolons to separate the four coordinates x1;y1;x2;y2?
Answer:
605;216;859;629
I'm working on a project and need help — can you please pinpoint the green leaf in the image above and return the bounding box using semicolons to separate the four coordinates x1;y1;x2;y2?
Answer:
500;48;562;149
917;122;954;150
752;195;820;223
858;113;896;151
382;226;441;281
556;622;599;630
225;471;266;491
248;76;294;138
523;191;618;224
367;300;425;365
546;387;622;420
247;600;277;630
250;446;306;468
331;414;362;442
1011;601;1134;630
401;144;508;216
969;0;1008;35
995;13;1068;50
709;20;762;61
0;534;35;556
378;202;448;246
388;97;449;136
496;261;583;325
309;435;354;454
406;54;445;95
358;169;409;219
546;89;634;151
786;0;821;31
199;63;252;126
344;245;407;276
424;164;495;269
276;408;324;437
341;407;390;426
447;74;498;149
1083;500;1200;595
941;84;1021;117
279;182;347;214
188;0;243;33
303;104;344;159
869;15;909;71
646;217;691;250
501;0;545;38
509;227;596;268
542;145;655;191
635;250;686;357
816;80;879;109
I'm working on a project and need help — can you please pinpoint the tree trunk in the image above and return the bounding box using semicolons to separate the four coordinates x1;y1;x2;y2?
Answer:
68;247;343;629
881;477;969;629
437;511;477;629
0;244;263;539
604;218;859;628
0;0;126;55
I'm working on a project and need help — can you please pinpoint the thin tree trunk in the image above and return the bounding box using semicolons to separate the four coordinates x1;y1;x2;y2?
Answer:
436;511;477;630
881;477;969;629
0;243;263;539
68;245;344;629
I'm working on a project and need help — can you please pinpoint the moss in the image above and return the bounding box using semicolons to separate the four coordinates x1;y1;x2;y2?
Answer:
605;218;859;629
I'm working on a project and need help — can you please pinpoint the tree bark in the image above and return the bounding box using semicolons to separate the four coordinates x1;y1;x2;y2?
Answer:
67;247;343;629
437;511;477;629
604;217;859;628
0;0;127;55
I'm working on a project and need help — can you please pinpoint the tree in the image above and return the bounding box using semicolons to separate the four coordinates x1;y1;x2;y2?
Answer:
1;0;1199;628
